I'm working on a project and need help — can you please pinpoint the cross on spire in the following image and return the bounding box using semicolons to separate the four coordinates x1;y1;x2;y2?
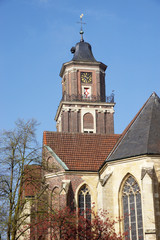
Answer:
77;13;86;42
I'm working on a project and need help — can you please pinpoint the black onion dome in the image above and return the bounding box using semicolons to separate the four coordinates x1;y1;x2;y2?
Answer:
71;41;97;62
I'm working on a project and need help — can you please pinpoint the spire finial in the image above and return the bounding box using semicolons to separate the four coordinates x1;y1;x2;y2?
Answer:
78;13;86;42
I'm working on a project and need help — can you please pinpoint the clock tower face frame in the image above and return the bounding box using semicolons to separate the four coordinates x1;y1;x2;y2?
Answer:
81;72;92;83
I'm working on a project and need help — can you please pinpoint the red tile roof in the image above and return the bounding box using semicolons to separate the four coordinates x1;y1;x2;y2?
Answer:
43;132;121;171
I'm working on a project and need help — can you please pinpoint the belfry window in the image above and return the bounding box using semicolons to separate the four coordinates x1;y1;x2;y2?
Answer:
122;176;144;240
78;185;91;221
83;112;94;133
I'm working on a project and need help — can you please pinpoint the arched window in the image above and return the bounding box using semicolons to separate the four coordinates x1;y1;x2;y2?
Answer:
51;187;59;211
78;185;91;220
83;113;94;133
122;175;144;240
46;156;54;172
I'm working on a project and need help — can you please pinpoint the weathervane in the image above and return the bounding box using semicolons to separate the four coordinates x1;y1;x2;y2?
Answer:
77;13;86;42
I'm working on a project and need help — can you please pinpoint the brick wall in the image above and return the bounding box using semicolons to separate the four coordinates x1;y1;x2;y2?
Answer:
70;111;78;132
62;111;69;132
105;112;114;134
22;165;42;198
46;173;84;210
96;112;105;134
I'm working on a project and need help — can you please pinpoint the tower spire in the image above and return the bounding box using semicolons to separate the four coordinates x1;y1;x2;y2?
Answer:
78;13;85;42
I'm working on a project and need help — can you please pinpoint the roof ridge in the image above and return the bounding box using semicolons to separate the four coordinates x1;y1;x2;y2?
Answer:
44;145;69;170
43;131;120;136
146;93;160;153
106;93;154;161
122;94;153;137
146;98;155;153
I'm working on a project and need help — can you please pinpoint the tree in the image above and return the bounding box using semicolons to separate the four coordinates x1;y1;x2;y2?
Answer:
26;207;126;240
0;119;42;240
0;204;7;239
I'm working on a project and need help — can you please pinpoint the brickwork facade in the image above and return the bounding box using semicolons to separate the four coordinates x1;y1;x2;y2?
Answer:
55;59;115;134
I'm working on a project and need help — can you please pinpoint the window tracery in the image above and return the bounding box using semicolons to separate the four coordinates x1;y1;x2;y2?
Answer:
78;184;91;221
122;176;144;240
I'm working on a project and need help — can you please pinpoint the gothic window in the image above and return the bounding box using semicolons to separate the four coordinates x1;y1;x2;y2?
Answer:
122;175;144;240
51;187;59;211
46;156;54;172
78;185;91;221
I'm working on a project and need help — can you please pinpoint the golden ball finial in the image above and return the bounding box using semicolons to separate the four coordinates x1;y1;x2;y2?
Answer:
80;13;84;19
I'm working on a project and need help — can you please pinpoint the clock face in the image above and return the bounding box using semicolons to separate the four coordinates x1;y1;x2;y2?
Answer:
81;72;92;83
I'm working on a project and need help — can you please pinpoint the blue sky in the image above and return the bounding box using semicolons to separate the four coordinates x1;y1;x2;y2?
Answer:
1;0;160;143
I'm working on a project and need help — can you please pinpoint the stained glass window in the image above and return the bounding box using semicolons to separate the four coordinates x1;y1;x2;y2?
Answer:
78;185;91;220
122;176;144;240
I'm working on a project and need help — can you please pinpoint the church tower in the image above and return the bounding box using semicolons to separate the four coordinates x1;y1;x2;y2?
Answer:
55;22;115;134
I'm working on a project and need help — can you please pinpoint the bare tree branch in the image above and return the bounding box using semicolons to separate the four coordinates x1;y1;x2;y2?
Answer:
0;119;43;240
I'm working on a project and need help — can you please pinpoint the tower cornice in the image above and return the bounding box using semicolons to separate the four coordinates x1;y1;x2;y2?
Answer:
55;101;115;121
60;60;107;77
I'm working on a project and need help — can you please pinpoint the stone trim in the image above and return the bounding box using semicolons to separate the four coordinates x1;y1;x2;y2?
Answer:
100;172;112;186
60;180;71;195
141;167;154;180
55;101;115;121
45;171;98;179
44;145;69;170
61;63;106;77
145;229;156;234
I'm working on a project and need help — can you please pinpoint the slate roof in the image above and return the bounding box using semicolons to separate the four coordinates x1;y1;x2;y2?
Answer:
43;132;121;171
71;41;97;62
107;92;160;161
